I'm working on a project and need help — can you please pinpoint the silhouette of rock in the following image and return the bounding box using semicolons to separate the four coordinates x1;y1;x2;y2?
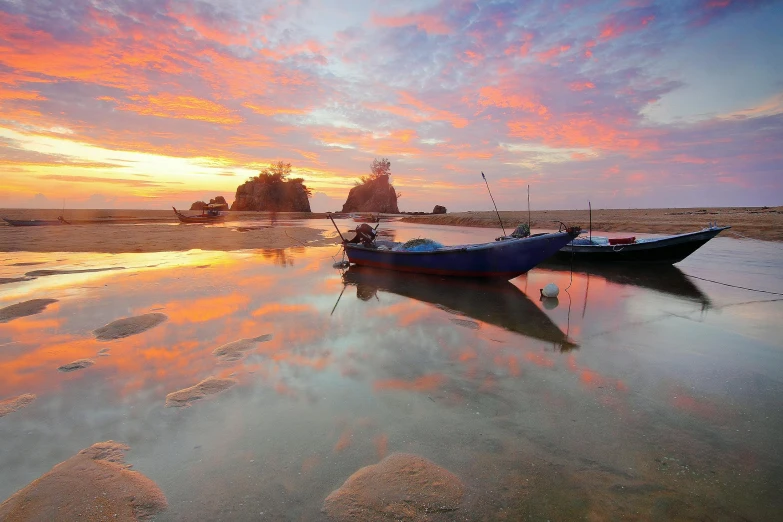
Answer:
94;313;167;341
0;441;168;521
190;196;228;211
323;453;464;521
433;205;447;214
342;176;399;213
231;178;311;211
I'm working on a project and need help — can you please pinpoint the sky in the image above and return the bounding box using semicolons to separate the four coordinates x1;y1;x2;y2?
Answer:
0;0;781;212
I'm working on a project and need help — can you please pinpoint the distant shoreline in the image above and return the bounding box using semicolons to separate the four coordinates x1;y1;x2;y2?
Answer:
1;206;781;252
399;206;783;242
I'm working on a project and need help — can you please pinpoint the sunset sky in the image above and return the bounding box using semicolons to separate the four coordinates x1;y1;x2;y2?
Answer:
1;0;781;212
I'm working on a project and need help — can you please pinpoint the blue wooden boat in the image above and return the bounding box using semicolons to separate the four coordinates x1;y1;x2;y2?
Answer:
2;216;70;226
342;225;580;279
554;225;730;264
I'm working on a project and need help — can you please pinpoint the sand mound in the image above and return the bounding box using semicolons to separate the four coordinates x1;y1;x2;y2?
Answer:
94;313;167;341
0;441;167;521
165;377;237;408
58;359;95;372
0;394;36;418
0;299;58;323
323;453;465;521
212;334;273;363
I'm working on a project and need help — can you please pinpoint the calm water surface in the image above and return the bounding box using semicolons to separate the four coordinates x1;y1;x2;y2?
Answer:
1;222;782;520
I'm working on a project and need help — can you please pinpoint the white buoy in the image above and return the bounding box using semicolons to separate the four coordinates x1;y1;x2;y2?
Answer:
541;283;559;298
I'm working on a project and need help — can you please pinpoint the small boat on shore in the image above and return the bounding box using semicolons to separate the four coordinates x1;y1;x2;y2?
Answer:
338;220;580;279
554;225;730;264
351;213;380;223
2;216;70;226
172;205;226;224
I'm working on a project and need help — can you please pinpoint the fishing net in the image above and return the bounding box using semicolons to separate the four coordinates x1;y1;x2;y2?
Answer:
394;238;443;252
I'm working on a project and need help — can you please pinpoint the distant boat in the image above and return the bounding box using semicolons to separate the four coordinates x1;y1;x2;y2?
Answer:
553;225;730;264
2;216;70;226
342;266;577;350
172;205;226;224
342;224;580;279
351;213;381;223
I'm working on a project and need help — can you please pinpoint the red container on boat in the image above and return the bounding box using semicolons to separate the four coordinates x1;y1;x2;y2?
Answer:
608;237;636;245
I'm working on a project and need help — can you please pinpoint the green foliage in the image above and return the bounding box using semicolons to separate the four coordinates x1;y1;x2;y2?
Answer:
248;161;312;199
358;157;391;185
256;160;292;184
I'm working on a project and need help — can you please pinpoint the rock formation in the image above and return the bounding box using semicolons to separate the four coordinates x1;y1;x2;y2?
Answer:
433;205;447;214
231;178;311;212
190;196;228;211
341;175;399;213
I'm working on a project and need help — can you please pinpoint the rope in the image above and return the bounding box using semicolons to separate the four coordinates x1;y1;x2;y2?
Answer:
683;273;783;296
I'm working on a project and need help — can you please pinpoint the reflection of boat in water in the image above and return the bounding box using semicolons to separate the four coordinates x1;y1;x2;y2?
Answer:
537;260;711;306
172;204;226;224
555;226;730;264
342;266;577;350
3;216;70;226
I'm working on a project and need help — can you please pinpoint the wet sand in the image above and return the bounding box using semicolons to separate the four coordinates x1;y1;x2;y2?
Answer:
165;377;238;408
0;299;58;323
213;335;273;363
0;441;167;521
323;453;465;521
401;206;783;241
0;394;36;418
57;359;95;372
93;313;168;341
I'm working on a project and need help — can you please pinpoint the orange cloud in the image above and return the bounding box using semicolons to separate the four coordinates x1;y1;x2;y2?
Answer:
598;14;655;41
477;86;549;116
372;13;452;35
569;81;595;91
106;94;242;124
537;44;571;63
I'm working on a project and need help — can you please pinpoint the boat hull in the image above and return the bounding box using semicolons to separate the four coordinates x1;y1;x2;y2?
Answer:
344;231;576;279
554;226;730;264
2;218;68;226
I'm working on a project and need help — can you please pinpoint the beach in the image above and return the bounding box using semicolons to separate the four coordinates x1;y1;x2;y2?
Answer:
400;206;783;242
1;206;781;254
1;212;782;520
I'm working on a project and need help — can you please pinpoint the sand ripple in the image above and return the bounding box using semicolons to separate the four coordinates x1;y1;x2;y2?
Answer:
0;441;167;521
0;394;36;418
165;377;238;408
212;334;273;363
94;313;167;341
0;299;58;323
323;453;465;521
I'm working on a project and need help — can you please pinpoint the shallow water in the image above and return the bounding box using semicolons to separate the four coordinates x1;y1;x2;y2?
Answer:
1;223;782;520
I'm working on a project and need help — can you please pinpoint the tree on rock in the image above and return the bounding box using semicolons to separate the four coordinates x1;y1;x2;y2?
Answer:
342;158;400;213
230;161;312;212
